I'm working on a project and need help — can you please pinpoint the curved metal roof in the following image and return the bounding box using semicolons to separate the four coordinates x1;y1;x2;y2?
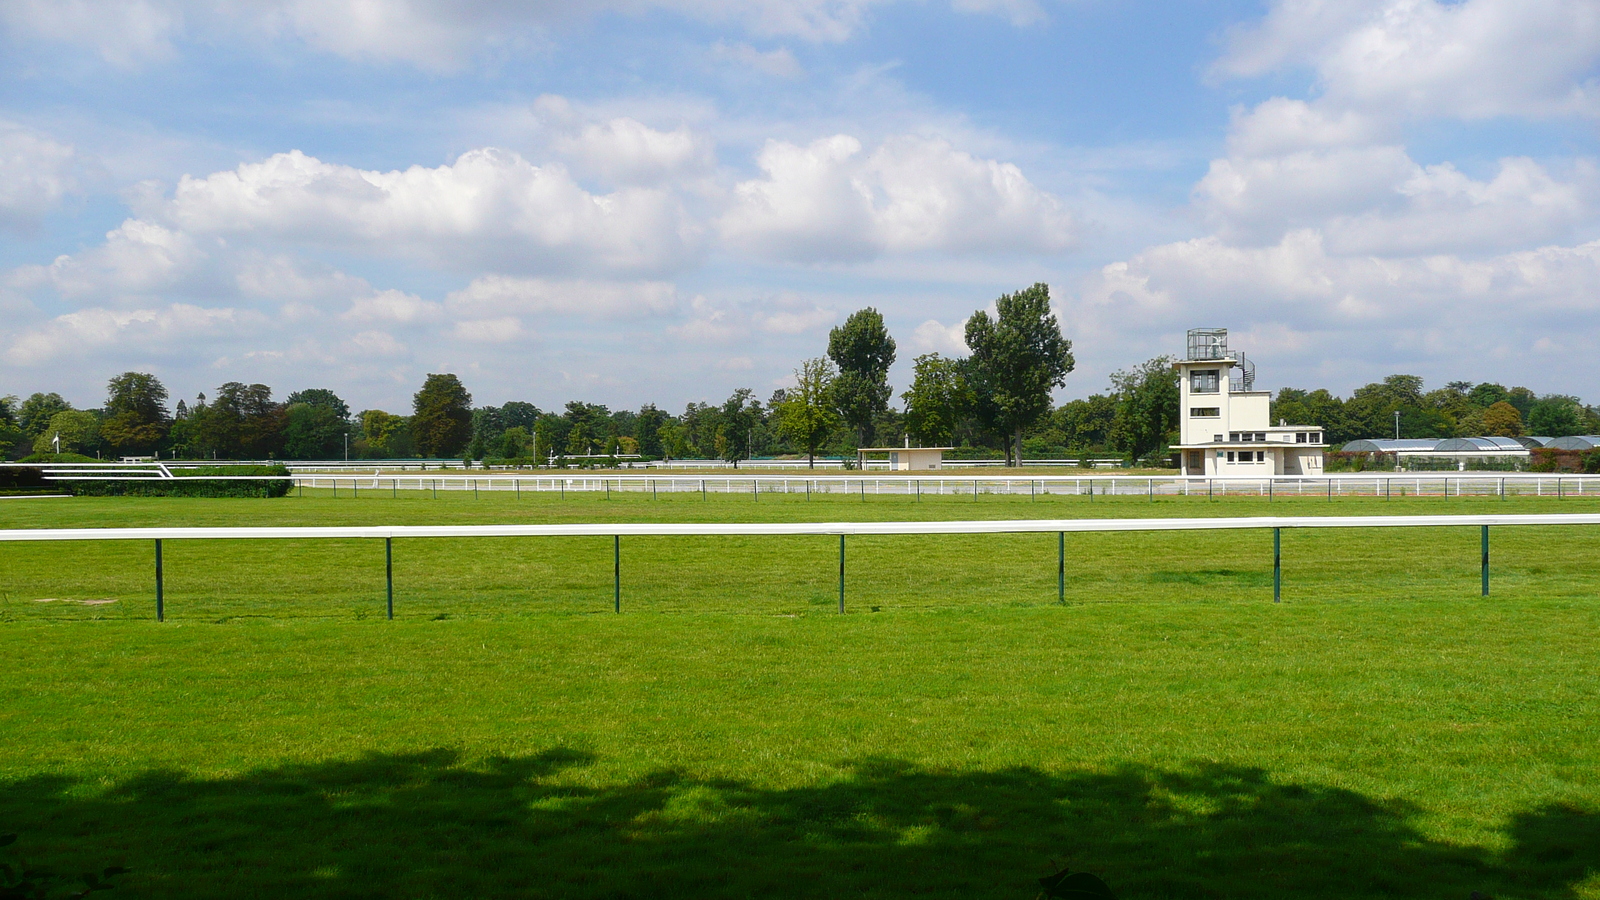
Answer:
1435;437;1527;452
1518;436;1553;448
1341;439;1445;452
1543;435;1600;450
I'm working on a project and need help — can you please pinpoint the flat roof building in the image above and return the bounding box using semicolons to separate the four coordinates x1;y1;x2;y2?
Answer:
1171;328;1326;477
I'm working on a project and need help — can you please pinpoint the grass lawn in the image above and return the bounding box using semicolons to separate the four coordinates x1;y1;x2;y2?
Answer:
2;492;1599;898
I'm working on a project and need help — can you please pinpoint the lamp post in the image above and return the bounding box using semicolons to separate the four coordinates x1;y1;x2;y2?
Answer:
1394;410;1400;440
344;431;349;462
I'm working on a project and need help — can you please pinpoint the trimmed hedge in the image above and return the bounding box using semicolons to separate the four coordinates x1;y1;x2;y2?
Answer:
64;465;293;498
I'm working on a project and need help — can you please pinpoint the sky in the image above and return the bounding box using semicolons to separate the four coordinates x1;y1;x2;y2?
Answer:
3;0;1600;415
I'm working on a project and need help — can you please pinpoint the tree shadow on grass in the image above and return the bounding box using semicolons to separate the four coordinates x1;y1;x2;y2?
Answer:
2;750;1596;899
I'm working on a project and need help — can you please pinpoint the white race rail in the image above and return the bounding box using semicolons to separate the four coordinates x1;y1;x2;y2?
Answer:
5;513;1598;621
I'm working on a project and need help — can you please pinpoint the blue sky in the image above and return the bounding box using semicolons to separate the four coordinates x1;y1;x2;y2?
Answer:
3;0;1600;415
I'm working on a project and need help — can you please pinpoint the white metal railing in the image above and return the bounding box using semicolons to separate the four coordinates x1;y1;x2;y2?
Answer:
4;513;1597;620
15;466;1600;499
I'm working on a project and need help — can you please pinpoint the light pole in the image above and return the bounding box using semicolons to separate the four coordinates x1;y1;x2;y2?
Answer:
1394;410;1400;440
344;431;349;462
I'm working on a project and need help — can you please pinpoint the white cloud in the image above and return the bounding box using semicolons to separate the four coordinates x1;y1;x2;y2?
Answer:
950;0;1046;27
6;303;261;365
757;305;835;334
446;276;679;318
4;0;1045;70
452;316;526;343
549;115;716;187
0;121;80;233
11;219;215;302
911;318;969;354
1215;0;1600;121
161;148;700;275
720;134;1075;262
709;41;804;78
342;289;443;324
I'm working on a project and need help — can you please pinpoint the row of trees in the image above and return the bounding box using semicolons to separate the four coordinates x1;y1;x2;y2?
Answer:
5;288;1597;464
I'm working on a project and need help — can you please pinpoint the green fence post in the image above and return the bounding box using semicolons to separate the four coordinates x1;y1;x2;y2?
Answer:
385;537;393;620
838;534;846;614
1057;531;1065;604
154;538;164;622
1481;525;1490;597
1273;527;1281;603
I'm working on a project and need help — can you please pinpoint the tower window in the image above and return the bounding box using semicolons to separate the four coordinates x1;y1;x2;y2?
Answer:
1190;370;1220;393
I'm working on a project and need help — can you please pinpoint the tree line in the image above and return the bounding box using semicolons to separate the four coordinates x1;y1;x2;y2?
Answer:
4;285;1597;464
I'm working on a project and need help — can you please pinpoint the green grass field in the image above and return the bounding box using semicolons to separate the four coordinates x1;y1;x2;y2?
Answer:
3;491;1599;898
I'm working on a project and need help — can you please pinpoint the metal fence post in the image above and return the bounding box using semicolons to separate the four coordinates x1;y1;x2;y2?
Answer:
385;537;393;620
838;534;846;613
1273;527;1281;603
1057;531;1065;604
1481;525;1490;597
614;535;621;613
154;538;164;622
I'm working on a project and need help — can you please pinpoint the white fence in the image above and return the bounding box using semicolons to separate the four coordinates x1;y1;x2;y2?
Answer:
282;472;1599;499
5;513;1598;620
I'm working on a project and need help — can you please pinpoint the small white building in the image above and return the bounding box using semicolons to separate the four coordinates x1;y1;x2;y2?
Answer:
1172;328;1326;476
856;446;951;470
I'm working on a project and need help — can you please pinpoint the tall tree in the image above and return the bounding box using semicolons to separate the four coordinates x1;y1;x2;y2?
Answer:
1108;356;1179;464
717;388;757;467
359;410;415;458
774;358;841;468
32;410;100;456
412;374;472;458
1480;401;1524;437
635;404;669;459
962;283;1074;466
100;372;170;454
18;392;72;438
828;308;896;448
285;388;350;420
901;353;972;447
1527;396;1585;437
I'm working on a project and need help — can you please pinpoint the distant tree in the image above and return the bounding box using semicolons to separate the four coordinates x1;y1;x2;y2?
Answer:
1108;356;1179;464
500;401;541;432
1053;394;1117;451
32;409;101;456
1468;382;1508;408
562;402;611;457
281;402;347;459
1527;396;1584;437
901;353;972;447
1480;401;1524;437
412;374;472;457
0;396;21;459
285;388;350;420
635;404;669;458
494;426;534;458
18;392;72;438
100;372;170;454
360;410;415;458
775;358;841;467
468;406;505;460
717;388;757;467
828;308;896;447
963;283;1074;466
1505;386;1537;418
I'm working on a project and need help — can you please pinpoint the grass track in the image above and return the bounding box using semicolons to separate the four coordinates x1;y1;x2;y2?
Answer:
2;493;1599;898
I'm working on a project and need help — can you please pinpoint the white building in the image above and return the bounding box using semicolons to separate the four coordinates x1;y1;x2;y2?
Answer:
1172;328;1326;476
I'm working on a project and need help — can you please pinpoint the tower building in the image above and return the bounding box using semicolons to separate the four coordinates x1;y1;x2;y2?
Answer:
1171;328;1325;476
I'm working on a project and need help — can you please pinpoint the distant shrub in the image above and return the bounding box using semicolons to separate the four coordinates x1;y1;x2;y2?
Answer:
63;465;293;498
1585;450;1600;474
1529;449;1585;473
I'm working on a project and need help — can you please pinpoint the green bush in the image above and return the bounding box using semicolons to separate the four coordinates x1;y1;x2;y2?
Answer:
63;465;293;498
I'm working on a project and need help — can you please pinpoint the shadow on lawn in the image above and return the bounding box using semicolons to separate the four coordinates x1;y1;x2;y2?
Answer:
3;750;1597;899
